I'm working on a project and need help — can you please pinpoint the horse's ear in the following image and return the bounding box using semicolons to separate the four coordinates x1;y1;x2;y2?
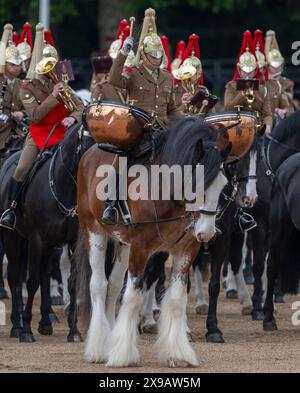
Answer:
221;141;232;162
258;124;266;136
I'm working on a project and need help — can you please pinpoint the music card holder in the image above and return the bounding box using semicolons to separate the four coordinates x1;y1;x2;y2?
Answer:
91;56;113;75
55;59;75;83
236;78;259;91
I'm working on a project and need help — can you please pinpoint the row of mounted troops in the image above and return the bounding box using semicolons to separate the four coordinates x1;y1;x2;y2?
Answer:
0;7;298;368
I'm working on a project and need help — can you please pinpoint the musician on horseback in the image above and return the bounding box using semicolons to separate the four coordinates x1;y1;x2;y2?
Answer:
0;23;84;230
264;30;294;120
0;24;27;158
102;8;181;224
224;30;273;133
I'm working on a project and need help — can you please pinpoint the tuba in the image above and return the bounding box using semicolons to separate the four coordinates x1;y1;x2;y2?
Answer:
36;57;76;112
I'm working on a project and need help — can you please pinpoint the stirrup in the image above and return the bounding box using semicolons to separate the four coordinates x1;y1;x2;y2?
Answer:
102;205;119;225
0;208;16;230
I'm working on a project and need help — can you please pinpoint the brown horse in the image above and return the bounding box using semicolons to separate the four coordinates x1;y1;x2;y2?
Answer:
77;117;229;367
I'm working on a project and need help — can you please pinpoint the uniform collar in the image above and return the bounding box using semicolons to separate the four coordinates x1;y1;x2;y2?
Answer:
140;64;167;85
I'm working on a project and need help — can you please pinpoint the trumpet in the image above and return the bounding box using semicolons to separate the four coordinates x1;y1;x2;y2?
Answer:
244;87;255;107
172;64;197;114
36;57;77;112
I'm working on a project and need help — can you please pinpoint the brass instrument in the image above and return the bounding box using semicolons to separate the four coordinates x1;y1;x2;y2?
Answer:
172;65;197;114
36;57;76;112
244;87;255;107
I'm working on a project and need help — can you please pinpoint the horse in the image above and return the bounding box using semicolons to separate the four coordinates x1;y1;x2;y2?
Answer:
263;151;300;330
76;116;230;367
237;110;300;320
0;124;94;342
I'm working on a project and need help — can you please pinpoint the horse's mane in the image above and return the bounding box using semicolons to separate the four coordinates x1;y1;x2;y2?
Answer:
159;116;222;189
271;110;300;142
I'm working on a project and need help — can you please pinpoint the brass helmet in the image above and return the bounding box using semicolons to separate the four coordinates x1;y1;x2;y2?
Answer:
5;41;22;65
135;8;167;67
179;34;202;80
43;30;58;60
236;31;257;73
108;19;128;59
171;40;186;72
0;24;13;73
265;30;284;68
17;22;33;61
253;29;266;69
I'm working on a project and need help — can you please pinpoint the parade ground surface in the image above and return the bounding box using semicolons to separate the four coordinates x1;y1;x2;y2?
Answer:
0;280;299;373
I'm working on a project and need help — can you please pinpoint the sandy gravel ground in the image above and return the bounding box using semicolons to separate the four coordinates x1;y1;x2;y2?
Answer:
0;280;299;373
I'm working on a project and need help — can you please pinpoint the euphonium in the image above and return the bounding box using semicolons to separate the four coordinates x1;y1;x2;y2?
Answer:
36;57;76;112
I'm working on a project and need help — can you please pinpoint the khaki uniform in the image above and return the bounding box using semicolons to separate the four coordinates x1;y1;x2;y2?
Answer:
13;78;84;181
109;53;181;128
91;73;127;103
0;75;25;149
90;72;101;93
279;76;294;112
224;80;273;127
174;82;216;114
265;78;293;115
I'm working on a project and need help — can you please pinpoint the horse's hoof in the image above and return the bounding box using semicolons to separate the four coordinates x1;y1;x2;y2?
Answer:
49;312;60;324
226;289;238;299
242;305;253;315
0;287;9;299
67;332;83;343
141;323;158;334
38;324;53;336
19;332;36;343
195;304;209;315
252;310;264;321
274;295;285;303
153;309;160;321
10;327;22;338
263;319;278;331
206;331;224;343
51;295;64;306
168;359;190;368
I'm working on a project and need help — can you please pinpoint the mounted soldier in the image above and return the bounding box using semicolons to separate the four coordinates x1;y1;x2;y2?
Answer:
224;30;273;133
17;22;33;79
101;8;182;224
0;23;84;230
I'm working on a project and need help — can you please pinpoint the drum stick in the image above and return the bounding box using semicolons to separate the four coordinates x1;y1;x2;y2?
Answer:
129;17;135;37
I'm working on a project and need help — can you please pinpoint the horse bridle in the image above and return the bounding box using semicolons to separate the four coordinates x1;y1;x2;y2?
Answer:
261;133;300;180
48;126;93;217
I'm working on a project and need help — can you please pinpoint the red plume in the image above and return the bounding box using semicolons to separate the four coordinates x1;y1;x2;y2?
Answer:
253;29;268;81
161;35;171;71
18;23;33;49
116;19;128;40
174;40;186;60
13;32;19;45
121;25;130;46
181;34;203;85
44;30;55;47
233;30;256;80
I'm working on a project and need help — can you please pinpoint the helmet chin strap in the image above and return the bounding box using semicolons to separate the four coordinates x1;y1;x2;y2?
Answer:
141;51;161;71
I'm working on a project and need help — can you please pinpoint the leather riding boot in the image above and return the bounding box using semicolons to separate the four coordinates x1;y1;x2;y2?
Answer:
102;174;119;225
234;208;257;233
0;178;23;230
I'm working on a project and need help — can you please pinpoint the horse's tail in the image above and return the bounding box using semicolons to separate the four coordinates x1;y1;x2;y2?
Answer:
74;229;91;326
279;225;300;294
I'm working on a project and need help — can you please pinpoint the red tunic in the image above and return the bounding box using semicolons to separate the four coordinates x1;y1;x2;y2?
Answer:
29;102;68;150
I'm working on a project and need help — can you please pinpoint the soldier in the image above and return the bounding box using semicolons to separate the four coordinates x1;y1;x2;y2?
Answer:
102;8;182;224
90;19;129;103
224;30;273;133
0;24;26;153
264;30;294;118
173;34;217;114
17;22;33;78
0;23;84;230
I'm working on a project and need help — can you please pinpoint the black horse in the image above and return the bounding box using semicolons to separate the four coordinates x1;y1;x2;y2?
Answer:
263;151;300;330
0;124;93;342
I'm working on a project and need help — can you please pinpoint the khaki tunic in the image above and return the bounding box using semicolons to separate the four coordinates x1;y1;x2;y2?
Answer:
91;73;127;103
265;78;293;115
109;53;181;128
0;75;25;149
279;76;294;112
224;80;273;127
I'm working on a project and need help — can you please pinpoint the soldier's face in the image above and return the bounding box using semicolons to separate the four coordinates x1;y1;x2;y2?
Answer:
146;54;162;67
5;62;22;78
239;70;256;79
269;64;283;76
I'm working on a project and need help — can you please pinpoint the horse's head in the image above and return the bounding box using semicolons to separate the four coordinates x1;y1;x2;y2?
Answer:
161;117;228;243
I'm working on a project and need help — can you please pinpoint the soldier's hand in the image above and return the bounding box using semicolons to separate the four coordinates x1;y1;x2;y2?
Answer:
275;108;287;119
61;116;75;128
12;111;24;120
52;82;64;98
121;37;134;56
181;93;192;105
265;124;271;134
